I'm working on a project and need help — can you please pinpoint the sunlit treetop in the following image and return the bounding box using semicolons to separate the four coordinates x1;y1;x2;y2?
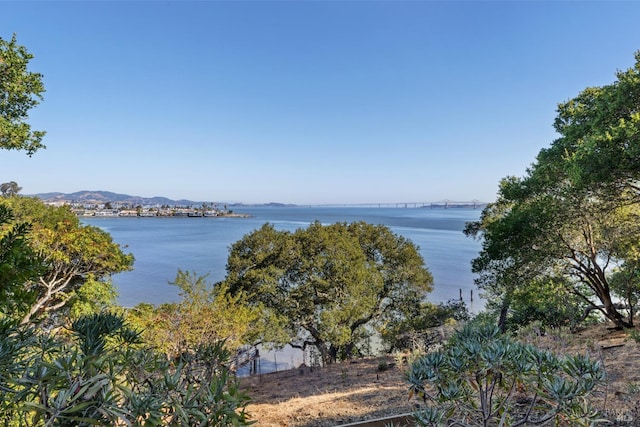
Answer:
0;34;45;156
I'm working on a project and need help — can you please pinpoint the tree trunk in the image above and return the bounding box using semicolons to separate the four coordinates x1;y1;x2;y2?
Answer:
341;342;358;361
328;345;338;365
626;287;635;327
314;341;334;366
497;292;511;333
600;291;632;328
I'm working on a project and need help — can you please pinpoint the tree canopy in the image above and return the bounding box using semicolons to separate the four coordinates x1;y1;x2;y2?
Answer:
1;196;133;324
466;52;640;329
548;51;640;195
0;204;42;319
223;221;433;364
0;181;21;197
0;34;45;156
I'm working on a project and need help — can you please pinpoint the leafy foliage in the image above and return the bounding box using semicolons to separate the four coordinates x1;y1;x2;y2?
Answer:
381;299;470;353
0;204;41;320
0;34;45;155
223;221;433;364
501;276;587;332
0;313;253;426
127;270;267;358
407;322;605;426
466;52;640;329
549;51;640;195
608;262;640;323
1;181;22;197
1;196;133;325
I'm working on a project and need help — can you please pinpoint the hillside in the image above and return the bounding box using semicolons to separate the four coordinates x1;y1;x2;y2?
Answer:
32;190;299;208
239;322;640;426
34;190;210;206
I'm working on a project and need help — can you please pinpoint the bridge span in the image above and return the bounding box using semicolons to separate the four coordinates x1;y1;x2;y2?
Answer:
313;200;487;209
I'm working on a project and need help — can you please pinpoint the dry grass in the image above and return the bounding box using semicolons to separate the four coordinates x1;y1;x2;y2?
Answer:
240;356;413;426
239;322;640;426
523;322;640;425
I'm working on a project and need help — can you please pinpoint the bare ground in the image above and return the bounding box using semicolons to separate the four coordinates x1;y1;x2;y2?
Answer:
239;323;640;426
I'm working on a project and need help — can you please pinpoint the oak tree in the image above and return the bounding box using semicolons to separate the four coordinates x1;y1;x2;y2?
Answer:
548;51;640;195
466;52;640;329
223;221;433;364
0;181;21;197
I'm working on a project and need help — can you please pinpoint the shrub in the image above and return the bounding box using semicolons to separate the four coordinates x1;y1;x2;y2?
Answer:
378;359;389;372
0;313;253;426
382;300;470;353
407;322;605;426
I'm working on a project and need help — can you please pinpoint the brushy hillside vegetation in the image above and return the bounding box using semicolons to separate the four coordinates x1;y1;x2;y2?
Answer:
241;320;640;426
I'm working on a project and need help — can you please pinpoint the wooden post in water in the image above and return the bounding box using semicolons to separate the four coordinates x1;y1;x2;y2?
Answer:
459;288;463;301
251;350;259;376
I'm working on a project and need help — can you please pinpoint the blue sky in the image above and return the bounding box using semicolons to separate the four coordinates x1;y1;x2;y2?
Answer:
1;1;639;205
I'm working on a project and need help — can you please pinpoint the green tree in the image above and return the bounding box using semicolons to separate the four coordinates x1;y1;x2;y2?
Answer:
381;299;469;353
548;51;640;195
223;221;433;365
505;275;589;331
0;34;45;156
466;52;640;330
0;204;41;319
608;260;640;324
0;181;22;197
1;196;133;324
468;171;640;329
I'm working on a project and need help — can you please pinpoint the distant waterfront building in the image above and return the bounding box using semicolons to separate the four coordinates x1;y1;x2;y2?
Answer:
93;210;119;217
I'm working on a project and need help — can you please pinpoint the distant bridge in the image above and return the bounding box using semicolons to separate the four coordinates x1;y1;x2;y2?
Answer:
312;200;488;209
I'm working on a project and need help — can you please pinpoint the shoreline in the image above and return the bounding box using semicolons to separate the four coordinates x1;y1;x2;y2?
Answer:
77;212;253;219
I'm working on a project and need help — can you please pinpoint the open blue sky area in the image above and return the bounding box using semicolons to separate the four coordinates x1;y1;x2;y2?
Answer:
1;1;639;205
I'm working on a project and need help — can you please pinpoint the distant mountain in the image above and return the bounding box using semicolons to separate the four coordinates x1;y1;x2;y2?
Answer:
34;191;213;207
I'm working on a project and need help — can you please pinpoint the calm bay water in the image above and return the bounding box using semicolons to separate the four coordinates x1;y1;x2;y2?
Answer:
83;206;483;311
